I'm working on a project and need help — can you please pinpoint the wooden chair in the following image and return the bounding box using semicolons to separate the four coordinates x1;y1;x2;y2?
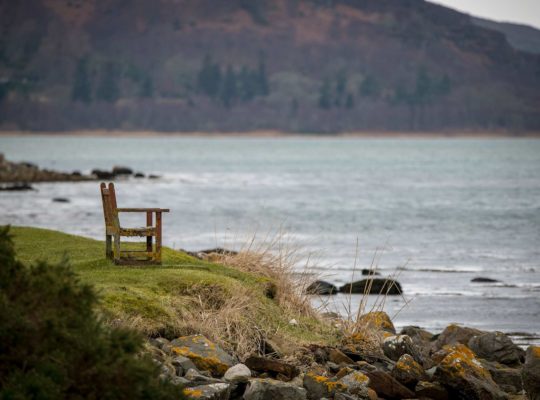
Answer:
100;182;169;265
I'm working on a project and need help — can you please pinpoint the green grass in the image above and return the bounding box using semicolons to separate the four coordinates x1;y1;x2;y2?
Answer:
10;226;338;354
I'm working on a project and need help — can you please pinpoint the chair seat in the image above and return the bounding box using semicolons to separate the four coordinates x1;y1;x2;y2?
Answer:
119;226;156;237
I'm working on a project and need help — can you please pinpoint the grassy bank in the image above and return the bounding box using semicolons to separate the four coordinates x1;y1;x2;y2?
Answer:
10;226;338;357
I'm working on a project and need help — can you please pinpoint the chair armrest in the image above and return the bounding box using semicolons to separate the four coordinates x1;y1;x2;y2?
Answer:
117;208;170;212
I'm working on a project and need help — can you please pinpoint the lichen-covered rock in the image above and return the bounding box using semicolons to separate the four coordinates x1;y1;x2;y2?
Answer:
303;372;347;399
170;335;235;377
223;363;251;383
391;354;426;387
364;370;415;400
522;345;540;400
415;381;449;400
338;371;370;398
434;344;507;400
183;383;231;399
245;356;299;379
468;331;525;366
400;325;435;367
382;334;424;364
481;359;523;394
357;312;396;334
433;324;484;351
244;378;307;400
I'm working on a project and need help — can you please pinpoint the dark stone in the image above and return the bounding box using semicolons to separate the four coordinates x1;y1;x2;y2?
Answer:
468;331;524;366
433;324;485;351
92;169;115;179
415;381;449;400
112;165;133;175
339;278;402;295
481;359;523;394
245;356;299;380
361;269;380;276
198;247;238;256
327;348;354;365
522;346;540;400
305;280;338;295
148;174;161;179
400;326;435;368
71;170;82;176
391;354;427;387
365;370;415;400
52;197;70;203
134;172;145;178
471;277;500;283
0;183;34;191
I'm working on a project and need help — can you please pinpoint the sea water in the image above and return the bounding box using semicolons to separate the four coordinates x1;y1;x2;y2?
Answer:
1;135;539;344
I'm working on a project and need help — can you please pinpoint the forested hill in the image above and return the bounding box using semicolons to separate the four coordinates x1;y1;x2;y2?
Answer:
1;0;540;133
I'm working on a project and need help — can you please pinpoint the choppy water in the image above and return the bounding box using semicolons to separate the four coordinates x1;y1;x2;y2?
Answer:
1;135;539;343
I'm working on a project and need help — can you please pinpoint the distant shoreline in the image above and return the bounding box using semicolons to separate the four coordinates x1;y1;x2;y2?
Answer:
1;130;540;138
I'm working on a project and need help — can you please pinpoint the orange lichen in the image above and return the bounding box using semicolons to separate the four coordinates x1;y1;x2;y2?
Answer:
171;346;228;376
183;388;203;398
358;312;395;333
531;346;540;357
439;344;492;380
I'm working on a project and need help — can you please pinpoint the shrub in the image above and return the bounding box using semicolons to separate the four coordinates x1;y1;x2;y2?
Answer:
0;226;184;399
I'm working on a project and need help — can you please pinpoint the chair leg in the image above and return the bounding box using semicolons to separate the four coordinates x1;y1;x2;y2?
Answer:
156;212;162;264
146;212;153;256
113;234;121;264
105;235;113;259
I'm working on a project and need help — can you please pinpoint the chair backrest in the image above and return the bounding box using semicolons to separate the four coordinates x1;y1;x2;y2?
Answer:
100;182;119;231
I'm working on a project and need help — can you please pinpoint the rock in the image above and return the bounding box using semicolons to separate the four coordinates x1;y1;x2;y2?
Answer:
112;165;133;175
339;278;402;295
245;356;299;380
170;376;190;386
52;197;70;203
303;372;347;399
172;355;198;375
522;345;540;400
184;368;224;386
399;326;434;367
337;371;370;397
244;378;307;400
148;174;160;179
71;170;82;176
434;344;507;400
327;348;355;365
415;381;449;400
0;183;34;191
223;363;251;383
471;277;500;283
91;169;115;179
468;331;524;366
361;269;380;276
134;172;145;178
169;334;235;377
305;280;338;295
149;337;170;349
391;354;426;388
183;383;231;399
433;324;485;351
364;370;415;400
382;335;424;365
481;359;523;394
357;311;396;335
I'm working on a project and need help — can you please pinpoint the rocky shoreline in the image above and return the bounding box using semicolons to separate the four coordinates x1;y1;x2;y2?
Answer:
147;312;539;400
0;153;158;188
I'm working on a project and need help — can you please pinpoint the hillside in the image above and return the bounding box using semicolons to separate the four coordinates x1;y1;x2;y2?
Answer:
1;0;539;133
472;17;540;55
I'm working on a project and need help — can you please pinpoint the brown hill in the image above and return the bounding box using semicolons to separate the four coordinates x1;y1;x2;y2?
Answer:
1;0;539;133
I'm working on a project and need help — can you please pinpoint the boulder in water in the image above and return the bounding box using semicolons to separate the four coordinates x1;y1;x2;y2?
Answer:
339;278;402;295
